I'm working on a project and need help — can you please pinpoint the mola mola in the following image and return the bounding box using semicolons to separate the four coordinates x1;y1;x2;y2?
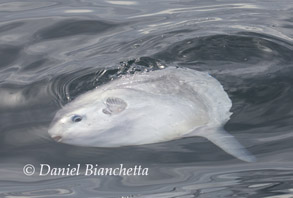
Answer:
48;67;255;162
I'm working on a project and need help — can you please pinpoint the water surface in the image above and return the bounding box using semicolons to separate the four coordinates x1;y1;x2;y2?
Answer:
0;0;293;197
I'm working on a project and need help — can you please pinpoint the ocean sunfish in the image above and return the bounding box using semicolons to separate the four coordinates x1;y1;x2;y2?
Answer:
48;67;255;162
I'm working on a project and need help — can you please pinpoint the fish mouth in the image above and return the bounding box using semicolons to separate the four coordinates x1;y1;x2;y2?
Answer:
51;135;63;142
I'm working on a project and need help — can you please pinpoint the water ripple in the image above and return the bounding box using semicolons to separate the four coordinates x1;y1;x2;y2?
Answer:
0;0;293;197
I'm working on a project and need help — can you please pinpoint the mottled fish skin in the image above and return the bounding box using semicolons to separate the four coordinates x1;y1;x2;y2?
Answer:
48;67;255;162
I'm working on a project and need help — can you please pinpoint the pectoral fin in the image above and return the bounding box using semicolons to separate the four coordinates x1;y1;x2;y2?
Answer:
186;127;256;162
103;97;127;115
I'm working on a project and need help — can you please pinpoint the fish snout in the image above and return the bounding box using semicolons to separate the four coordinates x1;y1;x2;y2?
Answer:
52;135;63;142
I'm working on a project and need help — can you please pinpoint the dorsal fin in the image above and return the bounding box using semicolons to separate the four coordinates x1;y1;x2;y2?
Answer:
103;97;127;115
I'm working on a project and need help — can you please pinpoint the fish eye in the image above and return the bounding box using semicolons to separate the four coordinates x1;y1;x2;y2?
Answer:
72;115;82;123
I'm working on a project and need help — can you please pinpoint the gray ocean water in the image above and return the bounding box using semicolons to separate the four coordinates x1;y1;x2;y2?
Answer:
0;0;293;197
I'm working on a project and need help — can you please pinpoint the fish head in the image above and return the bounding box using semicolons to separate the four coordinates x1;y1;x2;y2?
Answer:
48;93;130;146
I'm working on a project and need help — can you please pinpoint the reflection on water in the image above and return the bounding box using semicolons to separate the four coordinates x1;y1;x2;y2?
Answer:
1;164;293;197
0;0;293;197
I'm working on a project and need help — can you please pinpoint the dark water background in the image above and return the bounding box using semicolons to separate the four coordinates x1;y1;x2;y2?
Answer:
0;0;293;197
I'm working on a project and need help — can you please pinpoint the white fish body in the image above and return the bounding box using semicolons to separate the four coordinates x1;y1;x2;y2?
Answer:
48;67;255;162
